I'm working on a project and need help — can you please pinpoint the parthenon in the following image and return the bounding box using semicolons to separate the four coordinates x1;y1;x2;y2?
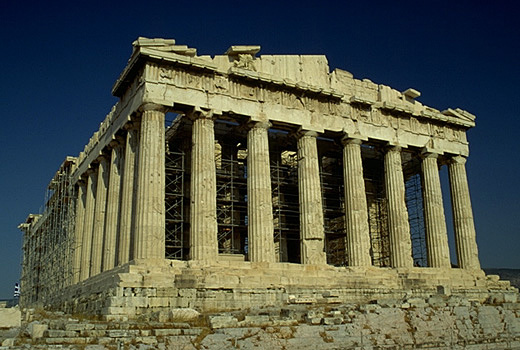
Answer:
18;38;512;318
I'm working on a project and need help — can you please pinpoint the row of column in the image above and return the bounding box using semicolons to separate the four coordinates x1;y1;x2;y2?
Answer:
73;103;166;283
72;104;481;284
188;114;480;269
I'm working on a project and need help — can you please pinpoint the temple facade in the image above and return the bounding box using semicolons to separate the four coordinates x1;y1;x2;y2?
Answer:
19;38;514;318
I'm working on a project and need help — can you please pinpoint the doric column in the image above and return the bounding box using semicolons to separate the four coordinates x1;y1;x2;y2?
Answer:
421;152;451;268
297;130;326;265
134;103;166;260
449;155;480;270
103;141;123;271
118;124;139;265
247;121;275;262
79;169;97;280
342;137;372;266
90;156;109;276
189;110;218;261
384;146;414;268
72;180;86;284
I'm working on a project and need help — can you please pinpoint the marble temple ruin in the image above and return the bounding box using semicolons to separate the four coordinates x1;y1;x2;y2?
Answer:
18;38;516;319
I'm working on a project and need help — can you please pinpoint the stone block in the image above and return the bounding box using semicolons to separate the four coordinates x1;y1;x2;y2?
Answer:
46;329;78;337
65;323;95;331
244;315;270;326
209;315;238;329
1;338;15;347
154;328;182;336
0;307;21;328
323;317;343;325
170;308;200;321
29;323;48;339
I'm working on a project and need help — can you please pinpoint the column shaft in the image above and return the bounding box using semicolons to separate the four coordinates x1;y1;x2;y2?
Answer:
118;126;138;264
79;170;97;280
72;181;86;284
134;104;166;259
189;113;218;261
384;146;413;267
449;156;480;269
342;138;372;266
90;157;109;276
421;153;451;268
297;131;326;264
247;121;275;262
103;144;123;271
343;139;371;266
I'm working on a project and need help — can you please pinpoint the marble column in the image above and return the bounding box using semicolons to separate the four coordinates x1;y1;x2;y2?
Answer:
189;110;218;261
79;169;97;281
384;146;414;268
90;156;109;276
103;141;123;271
449;155;480;270
118;124;139;265
134;103;166;260
72;180;86;284
247;121;275;263
297;131;326;265
421;152;451;268
342;137;372;266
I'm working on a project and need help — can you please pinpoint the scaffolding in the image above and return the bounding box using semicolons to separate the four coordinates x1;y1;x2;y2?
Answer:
363;151;391;267
215;141;248;255
164;149;186;259
21;158;77;305
271;145;300;263
404;160;428;267
164;114;189;260
320;149;347;266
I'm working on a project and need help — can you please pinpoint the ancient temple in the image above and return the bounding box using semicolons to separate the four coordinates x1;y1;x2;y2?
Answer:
19;38;515;318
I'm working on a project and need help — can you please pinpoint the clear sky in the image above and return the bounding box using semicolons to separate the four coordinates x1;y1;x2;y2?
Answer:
1;1;519;299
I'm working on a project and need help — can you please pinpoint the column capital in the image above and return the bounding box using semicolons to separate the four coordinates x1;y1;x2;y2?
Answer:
187;107;219;121
385;145;403;153
76;178;87;187
247;120;271;131
109;135;125;149
341;136;363;146
297;129;318;138
450;155;467;165
123;121;139;131
139;102;168;113
421;150;440;159
85;166;97;176
95;153;109;165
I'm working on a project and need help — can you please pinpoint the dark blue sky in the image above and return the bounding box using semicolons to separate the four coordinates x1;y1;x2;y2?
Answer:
1;1;519;298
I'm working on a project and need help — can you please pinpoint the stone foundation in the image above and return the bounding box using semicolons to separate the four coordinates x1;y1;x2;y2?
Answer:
31;259;517;320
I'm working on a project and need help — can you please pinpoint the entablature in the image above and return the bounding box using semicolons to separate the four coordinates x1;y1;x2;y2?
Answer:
72;37;475;183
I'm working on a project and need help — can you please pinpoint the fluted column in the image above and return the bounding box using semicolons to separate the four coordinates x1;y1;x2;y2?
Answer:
79;169;97;280
134;103;166;260
449;155;480;270
90;156;109;276
103;141;123;271
72;180;86;284
384;146;413;268
189;110;218;261
247;121;275;262
118;124;139;265
297;131;326;264
342;137;372;266
421;152;451;268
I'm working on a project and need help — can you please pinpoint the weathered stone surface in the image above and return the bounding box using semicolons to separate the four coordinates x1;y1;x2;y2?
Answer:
0;307;21;328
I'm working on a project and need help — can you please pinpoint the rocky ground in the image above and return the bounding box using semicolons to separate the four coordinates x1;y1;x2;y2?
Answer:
1;292;520;349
